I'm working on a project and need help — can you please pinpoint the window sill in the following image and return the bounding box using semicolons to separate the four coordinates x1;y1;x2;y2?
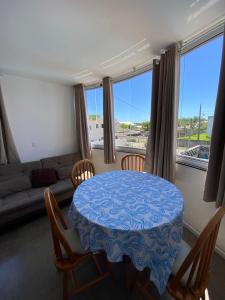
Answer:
92;146;208;171
115;146;146;155
91;144;104;150
176;154;208;171
92;145;146;155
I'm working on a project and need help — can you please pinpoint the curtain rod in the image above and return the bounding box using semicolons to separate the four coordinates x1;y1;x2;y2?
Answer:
85;62;155;90
85;18;225;90
180;18;224;54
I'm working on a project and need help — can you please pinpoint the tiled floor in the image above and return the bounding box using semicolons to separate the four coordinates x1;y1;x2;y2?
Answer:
0;206;224;300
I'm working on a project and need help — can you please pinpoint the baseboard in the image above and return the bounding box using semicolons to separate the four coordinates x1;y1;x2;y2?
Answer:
183;221;225;260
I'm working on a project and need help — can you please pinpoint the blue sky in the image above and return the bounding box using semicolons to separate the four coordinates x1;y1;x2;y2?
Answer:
113;71;152;123
86;72;152;123
179;34;223;119
86;34;223;123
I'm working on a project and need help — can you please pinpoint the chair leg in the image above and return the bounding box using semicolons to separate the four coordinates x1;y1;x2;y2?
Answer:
201;291;206;300
129;269;138;292
92;254;103;275
55;266;60;272
71;270;77;289
107;261;116;283
136;281;155;300
63;271;69;300
124;255;137;290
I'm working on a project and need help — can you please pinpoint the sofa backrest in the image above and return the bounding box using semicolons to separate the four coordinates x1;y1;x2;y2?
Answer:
41;153;82;180
0;161;41;198
0;153;81;184
40;153;82;169
0;161;42;180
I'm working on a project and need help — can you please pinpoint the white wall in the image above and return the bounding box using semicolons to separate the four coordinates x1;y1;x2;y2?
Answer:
176;164;225;257
91;148;225;257
1;74;78;162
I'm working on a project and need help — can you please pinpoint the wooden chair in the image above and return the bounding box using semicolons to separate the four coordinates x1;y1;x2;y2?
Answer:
136;207;225;300
44;188;110;300
71;159;95;188
121;154;145;172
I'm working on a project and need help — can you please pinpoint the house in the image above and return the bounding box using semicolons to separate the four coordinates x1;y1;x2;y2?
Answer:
207;116;214;137
88;117;104;145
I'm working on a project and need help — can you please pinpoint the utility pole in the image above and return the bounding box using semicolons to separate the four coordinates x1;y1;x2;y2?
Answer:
197;104;202;141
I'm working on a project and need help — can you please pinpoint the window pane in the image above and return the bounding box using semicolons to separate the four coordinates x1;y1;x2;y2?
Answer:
86;87;103;147
113;71;152;150
177;35;223;162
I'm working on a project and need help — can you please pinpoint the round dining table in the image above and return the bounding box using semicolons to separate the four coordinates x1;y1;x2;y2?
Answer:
68;170;184;294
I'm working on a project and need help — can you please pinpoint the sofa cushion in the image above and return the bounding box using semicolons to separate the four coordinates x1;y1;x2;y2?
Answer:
0;175;32;198
0;191;31;214
31;168;58;188
26;187;45;202
57;165;72;180
49;179;73;195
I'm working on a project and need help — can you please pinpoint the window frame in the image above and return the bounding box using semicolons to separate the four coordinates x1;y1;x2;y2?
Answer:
85;86;104;148
85;24;224;170
85;66;153;153
113;69;152;152
176;32;224;171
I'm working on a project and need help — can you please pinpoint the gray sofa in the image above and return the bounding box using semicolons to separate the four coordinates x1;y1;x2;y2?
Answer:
0;152;81;229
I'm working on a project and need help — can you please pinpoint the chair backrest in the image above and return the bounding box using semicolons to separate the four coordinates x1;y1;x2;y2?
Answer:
121;154;145;172
169;207;225;298
44;188;74;261
71;159;96;187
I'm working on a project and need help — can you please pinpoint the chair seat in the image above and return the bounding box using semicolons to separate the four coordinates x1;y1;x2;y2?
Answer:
138;208;225;300
172;239;192;285
62;229;87;257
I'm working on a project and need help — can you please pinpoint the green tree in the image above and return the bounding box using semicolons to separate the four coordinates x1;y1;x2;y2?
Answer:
141;121;150;131
120;123;130;129
88;114;101;120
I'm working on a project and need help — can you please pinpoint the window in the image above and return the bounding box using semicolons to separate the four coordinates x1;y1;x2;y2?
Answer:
177;35;223;169
86;87;103;147
113;71;152;150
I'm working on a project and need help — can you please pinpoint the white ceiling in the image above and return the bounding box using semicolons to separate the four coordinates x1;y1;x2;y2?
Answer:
0;0;225;85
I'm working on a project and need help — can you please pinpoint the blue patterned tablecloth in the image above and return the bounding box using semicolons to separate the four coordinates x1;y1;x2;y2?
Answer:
68;170;184;293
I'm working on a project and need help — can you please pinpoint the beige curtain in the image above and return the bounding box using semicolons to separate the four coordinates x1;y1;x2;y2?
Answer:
204;29;225;207
145;45;179;182
74;84;91;159
103;77;116;164
0;84;20;164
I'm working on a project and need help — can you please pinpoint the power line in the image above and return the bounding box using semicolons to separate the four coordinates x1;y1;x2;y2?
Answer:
114;95;150;118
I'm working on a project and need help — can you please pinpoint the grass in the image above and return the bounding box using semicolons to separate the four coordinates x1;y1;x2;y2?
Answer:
179;133;211;141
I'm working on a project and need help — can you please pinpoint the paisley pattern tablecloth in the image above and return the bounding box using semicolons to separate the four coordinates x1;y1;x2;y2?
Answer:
68;170;184;293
